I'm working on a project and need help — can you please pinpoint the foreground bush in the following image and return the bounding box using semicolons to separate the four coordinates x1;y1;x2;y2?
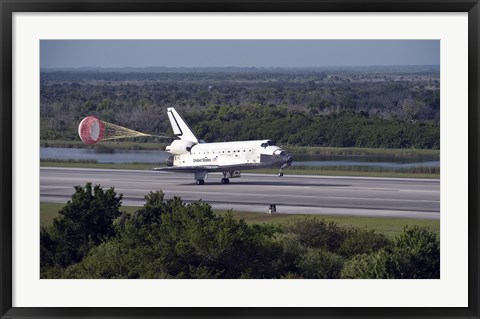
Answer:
383;225;440;279
62;191;282;279
297;248;344;279
341;252;388;279
41;184;439;279
41;183;122;274
341;226;439;279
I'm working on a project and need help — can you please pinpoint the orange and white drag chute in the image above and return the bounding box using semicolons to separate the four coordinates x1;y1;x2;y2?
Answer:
78;116;105;144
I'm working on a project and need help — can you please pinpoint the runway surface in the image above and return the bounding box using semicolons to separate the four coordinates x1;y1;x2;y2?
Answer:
40;167;440;220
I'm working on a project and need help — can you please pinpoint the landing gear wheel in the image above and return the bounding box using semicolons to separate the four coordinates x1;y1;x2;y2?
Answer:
278;172;284;177
196;179;205;185
221;178;230;184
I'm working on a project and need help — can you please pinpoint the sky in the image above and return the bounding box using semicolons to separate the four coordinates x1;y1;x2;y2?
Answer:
40;40;439;69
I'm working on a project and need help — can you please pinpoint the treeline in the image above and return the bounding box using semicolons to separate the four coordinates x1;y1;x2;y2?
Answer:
40;68;439;149
41;106;440;149
41;183;440;279
185;105;439;149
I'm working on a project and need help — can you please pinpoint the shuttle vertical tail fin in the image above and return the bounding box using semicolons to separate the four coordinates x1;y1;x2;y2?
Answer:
167;107;199;143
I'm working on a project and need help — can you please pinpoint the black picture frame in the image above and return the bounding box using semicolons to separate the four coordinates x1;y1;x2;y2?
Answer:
1;1;479;318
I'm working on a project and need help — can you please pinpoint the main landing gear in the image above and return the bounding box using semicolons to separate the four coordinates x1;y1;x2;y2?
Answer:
221;171;230;184
194;171;208;185
194;171;238;185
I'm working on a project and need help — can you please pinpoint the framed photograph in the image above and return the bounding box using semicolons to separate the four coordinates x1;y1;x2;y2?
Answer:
1;0;479;318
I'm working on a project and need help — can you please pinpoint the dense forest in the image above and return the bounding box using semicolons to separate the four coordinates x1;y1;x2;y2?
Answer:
41;183;440;279
40;66;440;149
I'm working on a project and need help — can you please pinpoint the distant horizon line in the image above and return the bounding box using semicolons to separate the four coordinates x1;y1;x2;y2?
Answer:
41;64;440;70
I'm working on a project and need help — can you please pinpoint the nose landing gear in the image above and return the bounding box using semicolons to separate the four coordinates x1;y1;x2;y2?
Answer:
278;157;292;177
196;179;205;185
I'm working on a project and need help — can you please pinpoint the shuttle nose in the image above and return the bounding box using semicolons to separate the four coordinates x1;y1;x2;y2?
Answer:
273;149;293;168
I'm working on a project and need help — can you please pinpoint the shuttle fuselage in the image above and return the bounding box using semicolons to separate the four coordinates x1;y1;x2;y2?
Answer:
154;108;292;185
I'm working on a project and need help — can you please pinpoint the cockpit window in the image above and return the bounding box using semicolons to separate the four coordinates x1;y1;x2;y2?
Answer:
261;140;275;148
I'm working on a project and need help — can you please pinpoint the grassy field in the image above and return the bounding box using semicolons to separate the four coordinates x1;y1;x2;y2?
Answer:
40;202;439;239
244;167;439;179
284;145;439;157
216;211;439;239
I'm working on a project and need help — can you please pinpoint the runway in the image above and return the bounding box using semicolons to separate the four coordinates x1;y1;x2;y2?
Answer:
40;167;440;220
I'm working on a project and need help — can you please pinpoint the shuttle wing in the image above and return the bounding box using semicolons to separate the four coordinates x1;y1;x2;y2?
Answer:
152;163;258;173
152;165;220;173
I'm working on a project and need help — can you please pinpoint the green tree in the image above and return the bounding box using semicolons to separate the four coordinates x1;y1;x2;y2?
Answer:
41;183;123;272
67;196;283;279
383;226;440;279
283;218;348;252
338;228;392;258
41;184;440;279
130;190;166;226
274;232;306;275
297;248;344;279
341;252;387;279
341;226;439;279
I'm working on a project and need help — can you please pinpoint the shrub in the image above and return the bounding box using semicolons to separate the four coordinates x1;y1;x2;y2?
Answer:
341;226;440;279
338;228;392;258
273;232;306;275
283;218;348;252
41;183;123;272
383;226;440;279
297;248;344;279
40;184;439;279
341;252;387;279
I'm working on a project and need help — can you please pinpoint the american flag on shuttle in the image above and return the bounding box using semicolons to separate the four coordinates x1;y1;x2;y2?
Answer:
212;156;218;162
